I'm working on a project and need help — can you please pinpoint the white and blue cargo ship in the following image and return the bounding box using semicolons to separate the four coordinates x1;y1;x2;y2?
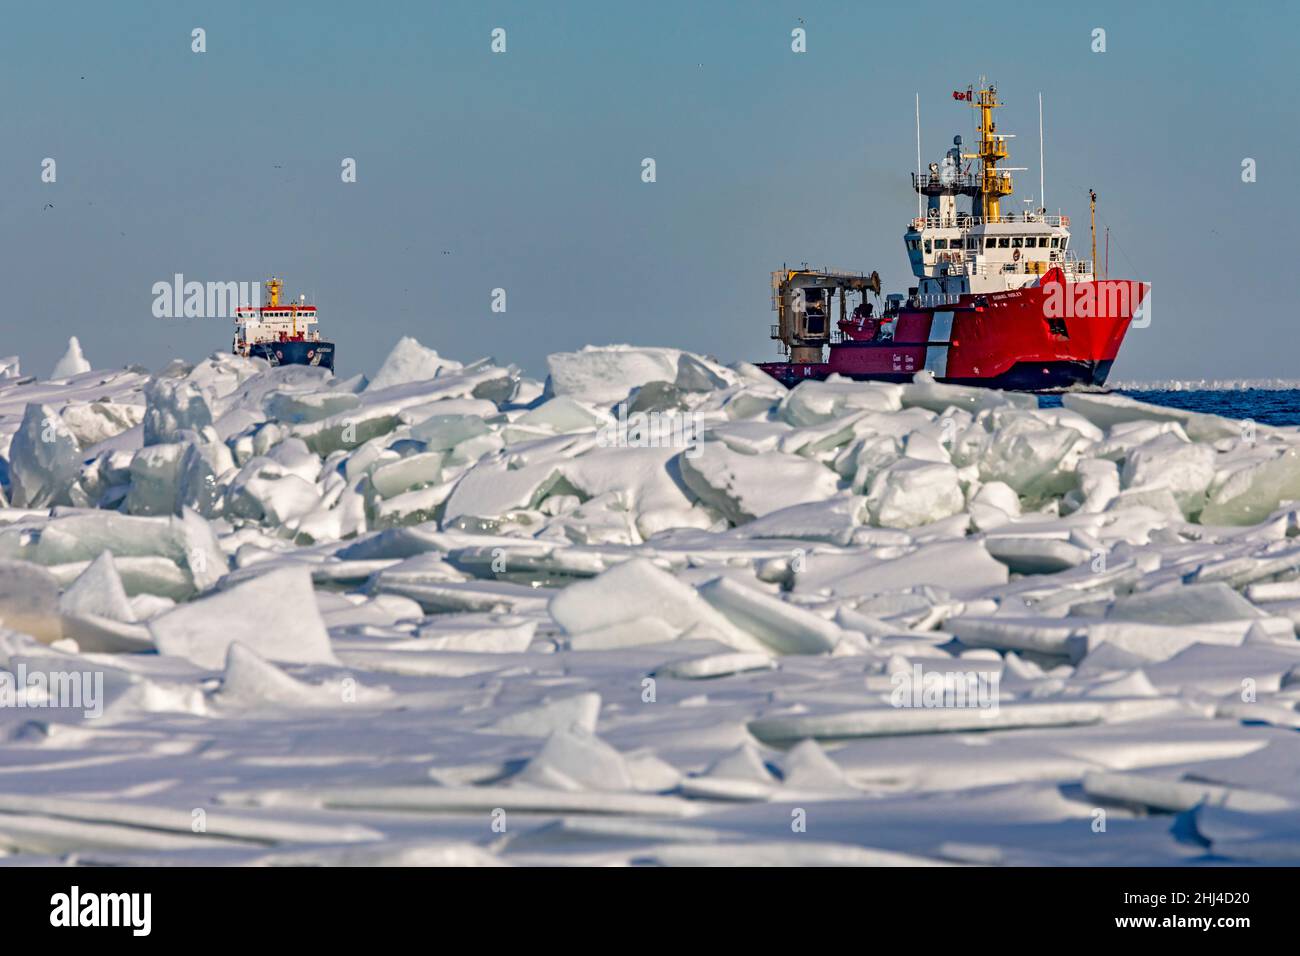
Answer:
232;277;335;371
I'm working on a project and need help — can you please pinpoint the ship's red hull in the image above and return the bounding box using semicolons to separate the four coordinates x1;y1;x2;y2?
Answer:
759;274;1145;392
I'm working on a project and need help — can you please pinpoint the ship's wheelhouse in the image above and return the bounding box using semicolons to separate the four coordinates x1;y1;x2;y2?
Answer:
906;212;1092;298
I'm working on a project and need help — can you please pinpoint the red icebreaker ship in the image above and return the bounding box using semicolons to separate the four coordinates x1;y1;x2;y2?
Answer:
758;83;1147;391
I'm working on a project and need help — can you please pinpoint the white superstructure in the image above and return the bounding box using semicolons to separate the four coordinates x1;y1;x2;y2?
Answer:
232;277;322;357
905;86;1095;303
903;206;1093;300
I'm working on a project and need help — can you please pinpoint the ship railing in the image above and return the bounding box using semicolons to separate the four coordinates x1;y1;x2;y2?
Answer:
938;258;1094;279
943;260;988;277
908;293;963;308
912;173;981;192
987;259;1094;277
910;213;1070;232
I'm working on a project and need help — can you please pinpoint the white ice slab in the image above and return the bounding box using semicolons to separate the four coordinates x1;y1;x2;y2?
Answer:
149;565;337;668
549;558;769;654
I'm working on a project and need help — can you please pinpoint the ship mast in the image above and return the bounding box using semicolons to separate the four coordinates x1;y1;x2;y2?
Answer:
266;276;295;336
964;84;1013;222
1089;190;1097;277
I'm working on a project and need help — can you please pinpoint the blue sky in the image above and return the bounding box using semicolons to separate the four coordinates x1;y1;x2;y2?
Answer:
3;0;1296;381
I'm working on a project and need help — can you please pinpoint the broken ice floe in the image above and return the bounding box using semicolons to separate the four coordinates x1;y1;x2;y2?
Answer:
2;343;1300;864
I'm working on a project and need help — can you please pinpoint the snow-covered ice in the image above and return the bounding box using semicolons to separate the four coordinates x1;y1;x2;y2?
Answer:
49;337;92;381
1;345;1299;866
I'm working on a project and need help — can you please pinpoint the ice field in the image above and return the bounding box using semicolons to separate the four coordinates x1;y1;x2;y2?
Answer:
0;336;1298;866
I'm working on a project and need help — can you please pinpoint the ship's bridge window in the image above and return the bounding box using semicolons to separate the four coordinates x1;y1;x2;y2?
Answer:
1050;237;1060;248
1037;237;1049;248
966;237;978;250
997;237;1010;248
1011;237;1023;249
923;239;932;253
